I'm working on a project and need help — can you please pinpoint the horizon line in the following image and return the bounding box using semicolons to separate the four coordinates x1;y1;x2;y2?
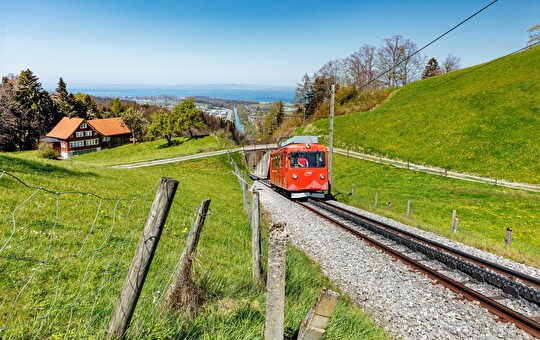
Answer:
42;83;297;90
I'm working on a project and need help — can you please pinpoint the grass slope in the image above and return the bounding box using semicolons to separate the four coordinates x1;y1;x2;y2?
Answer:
72;135;236;166
311;47;540;184
332;154;540;267
0;149;387;338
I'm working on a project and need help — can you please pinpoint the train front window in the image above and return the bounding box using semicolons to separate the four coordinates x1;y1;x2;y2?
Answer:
290;151;326;168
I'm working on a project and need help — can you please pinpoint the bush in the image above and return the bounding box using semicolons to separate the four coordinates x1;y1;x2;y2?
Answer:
38;142;58;159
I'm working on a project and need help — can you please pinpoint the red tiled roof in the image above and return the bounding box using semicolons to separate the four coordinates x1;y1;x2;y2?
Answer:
46;117;85;139
87;118;131;136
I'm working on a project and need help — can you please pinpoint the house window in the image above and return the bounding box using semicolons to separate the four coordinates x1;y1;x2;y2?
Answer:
85;131;93;137
102;136;111;142
80;123;87;129
76;131;84;138
61;142;66;148
69;140;85;148
85;138;99;146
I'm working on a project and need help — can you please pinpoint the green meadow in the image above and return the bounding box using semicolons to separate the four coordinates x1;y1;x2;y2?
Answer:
0;138;387;339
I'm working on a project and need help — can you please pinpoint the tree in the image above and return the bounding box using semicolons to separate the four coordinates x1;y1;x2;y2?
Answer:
441;53;461;73
0;76;20;151
306;75;330;117
121;107;147;143
173;98;206;138
109;98;123;116
15;69;58;150
377;35;424;87
147;110;176;146
146;98;206;146
527;24;540;45
396;38;425;85
75;93;98;118
346;44;378;92
294;74;311;121
56;77;77;117
263;100;285;136
422;57;442;79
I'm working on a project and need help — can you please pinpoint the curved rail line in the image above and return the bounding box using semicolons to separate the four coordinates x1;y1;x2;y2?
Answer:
316;199;540;294
297;199;540;337
255;179;540;337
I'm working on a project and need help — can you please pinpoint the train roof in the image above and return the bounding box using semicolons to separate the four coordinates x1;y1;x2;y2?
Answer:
280;136;318;147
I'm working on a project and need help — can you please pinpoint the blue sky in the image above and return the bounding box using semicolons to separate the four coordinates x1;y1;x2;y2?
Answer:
1;0;538;87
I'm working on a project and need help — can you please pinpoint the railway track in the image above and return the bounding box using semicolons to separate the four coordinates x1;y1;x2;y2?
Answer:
300;198;540;338
256;179;540;337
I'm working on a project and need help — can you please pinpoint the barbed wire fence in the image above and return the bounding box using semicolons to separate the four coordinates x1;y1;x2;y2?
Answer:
0;169;254;338
342;179;540;256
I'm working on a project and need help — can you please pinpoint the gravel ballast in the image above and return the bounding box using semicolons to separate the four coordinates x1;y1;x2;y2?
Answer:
254;183;540;339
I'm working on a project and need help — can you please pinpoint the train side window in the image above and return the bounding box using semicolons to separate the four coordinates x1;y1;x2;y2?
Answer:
316;152;326;167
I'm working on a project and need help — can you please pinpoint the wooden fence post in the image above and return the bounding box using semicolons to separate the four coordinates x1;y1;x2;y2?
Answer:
107;177;178;340
242;176;249;214
164;199;211;310
451;210;458;233
387;201;391;211
251;190;263;284
297;289;339;340
265;223;287;340
406;200;411;218
505;227;512;246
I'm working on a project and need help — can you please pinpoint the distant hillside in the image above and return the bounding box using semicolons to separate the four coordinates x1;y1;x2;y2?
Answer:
310;47;540;184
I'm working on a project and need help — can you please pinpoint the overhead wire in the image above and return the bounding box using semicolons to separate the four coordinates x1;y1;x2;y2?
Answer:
290;0;501;120
360;0;500;91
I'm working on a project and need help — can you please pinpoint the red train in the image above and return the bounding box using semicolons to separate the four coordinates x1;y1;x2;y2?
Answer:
269;136;328;199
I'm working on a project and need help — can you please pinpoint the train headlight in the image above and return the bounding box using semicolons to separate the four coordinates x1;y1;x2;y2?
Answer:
320;174;325;180
292;174;298;180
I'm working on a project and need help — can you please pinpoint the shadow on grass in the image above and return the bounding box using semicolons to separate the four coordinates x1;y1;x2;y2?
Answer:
157;138;190;149
0;154;97;177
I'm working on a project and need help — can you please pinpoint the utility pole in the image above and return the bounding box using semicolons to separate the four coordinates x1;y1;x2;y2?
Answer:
328;84;335;196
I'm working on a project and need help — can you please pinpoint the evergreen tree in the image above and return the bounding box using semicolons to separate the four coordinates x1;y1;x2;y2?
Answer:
56;78;88;118
422;57;442;79
56;77;76;116
15;69;58;149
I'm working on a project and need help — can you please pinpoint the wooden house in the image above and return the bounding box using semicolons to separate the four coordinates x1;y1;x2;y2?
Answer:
44;117;131;158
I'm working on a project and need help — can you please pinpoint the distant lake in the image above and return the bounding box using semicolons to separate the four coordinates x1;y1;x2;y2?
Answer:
63;85;296;103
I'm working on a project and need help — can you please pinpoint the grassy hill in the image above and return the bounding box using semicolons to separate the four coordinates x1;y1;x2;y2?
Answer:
0;145;386;338
308;47;540;184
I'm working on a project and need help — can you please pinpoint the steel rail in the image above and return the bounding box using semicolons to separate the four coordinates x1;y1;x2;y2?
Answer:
320;199;540;290
297;200;540;338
